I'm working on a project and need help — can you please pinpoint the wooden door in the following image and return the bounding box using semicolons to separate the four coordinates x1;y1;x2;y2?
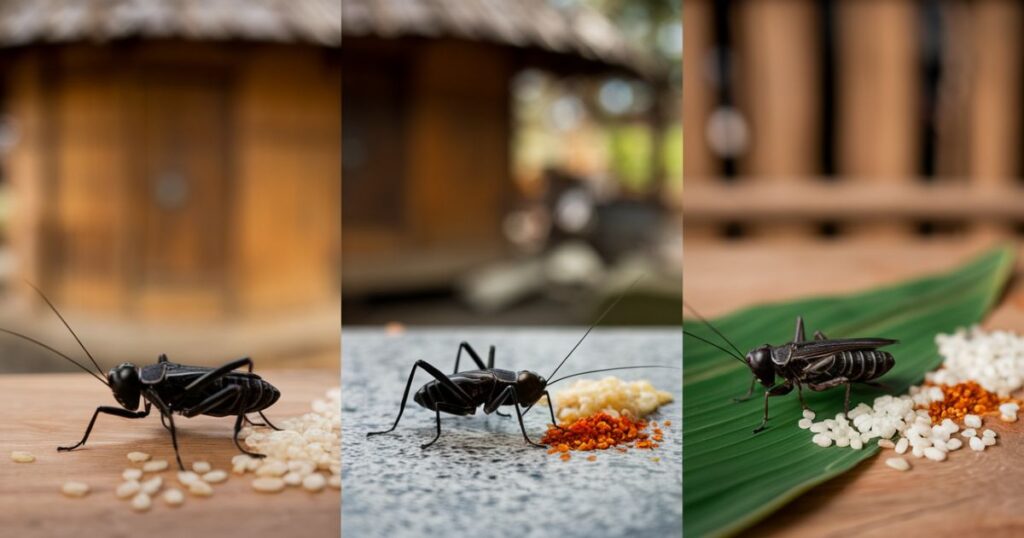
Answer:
131;71;232;316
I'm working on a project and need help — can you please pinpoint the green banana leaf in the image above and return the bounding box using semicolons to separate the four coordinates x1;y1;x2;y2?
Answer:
683;245;1015;537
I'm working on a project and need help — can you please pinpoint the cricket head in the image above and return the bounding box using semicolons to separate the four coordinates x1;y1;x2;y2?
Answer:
746;346;775;387
516;370;547;404
108;362;142;410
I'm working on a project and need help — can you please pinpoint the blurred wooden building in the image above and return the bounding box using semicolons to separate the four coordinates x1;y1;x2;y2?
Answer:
341;0;649;294
684;0;1024;245
0;0;341;323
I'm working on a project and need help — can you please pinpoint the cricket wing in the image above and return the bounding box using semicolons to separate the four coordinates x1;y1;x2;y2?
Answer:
792;338;898;361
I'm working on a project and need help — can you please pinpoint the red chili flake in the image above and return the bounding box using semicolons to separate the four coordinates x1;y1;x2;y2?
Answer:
926;381;1004;422
541;412;656;455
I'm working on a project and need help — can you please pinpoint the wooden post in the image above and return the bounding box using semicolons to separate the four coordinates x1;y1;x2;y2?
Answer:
836;0;920;240
734;0;821;241
967;0;1022;240
683;0;720;245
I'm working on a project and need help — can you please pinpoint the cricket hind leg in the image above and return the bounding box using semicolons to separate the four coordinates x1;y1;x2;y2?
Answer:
244;411;283;431
452;343;509;417
808;376;853;416
453;342;492;373
367;360;473;440
796;383;811;411
794;316;806;342
58;402;152;452
419;410;443;449
232;413;267;458
753;383;793;434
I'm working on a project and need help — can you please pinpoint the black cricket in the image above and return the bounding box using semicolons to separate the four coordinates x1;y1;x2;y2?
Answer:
367;283;676;448
684;303;897;433
2;285;281;470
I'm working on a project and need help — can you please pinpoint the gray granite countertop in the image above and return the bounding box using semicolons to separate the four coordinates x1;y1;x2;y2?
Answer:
341;328;681;538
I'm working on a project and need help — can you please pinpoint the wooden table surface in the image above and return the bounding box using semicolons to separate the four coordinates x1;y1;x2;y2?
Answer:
0;369;340;538
685;240;1024;537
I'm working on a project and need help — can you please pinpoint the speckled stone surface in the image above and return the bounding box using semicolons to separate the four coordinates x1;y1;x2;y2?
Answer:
342;328;682;538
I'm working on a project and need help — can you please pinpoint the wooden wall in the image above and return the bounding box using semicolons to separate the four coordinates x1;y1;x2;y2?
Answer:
684;0;1024;244
5;42;341;320
342;38;512;294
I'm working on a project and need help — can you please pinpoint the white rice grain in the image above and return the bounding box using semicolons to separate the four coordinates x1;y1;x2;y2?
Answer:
202;470;227;484
189;480;214;497
10;451;35;463
885;457;910;471
131;492;151;511
251;477;286;493
142;460;168;473
116;481;141;499
127;451;151;463
302;473;326;492
163;488;184;507
141;477;162;495
924;447;946;461
61;481;90;498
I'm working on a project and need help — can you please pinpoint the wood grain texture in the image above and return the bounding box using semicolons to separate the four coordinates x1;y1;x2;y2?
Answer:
0;369;339;538
684;241;1024;537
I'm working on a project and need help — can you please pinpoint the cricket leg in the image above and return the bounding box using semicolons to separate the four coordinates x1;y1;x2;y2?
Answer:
453;342;488;373
794;316;806;342
796;383;810;411
367;360;473;438
453;343;508;415
182;357;254;394
58;402;152;451
419;410;443;449
486;386;545;447
231;413;267;458
541;390;564;429
256;411;282;431
808;376;852;417
181;385;266;458
753;383;793;434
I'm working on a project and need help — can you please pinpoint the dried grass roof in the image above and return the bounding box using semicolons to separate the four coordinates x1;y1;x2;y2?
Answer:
0;0;649;74
0;0;342;46
342;0;648;73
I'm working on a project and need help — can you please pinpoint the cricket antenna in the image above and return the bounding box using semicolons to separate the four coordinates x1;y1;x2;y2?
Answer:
0;327;108;385
684;330;746;364
24;280;105;378
546;276;642;383
683;300;744;358
547;365;680;386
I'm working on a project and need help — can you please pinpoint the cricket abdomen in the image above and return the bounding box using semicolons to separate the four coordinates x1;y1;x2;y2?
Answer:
808;350;895;383
162;373;280;417
413;369;505;415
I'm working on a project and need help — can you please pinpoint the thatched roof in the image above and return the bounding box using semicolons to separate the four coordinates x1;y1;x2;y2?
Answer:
0;0;342;46
0;0;648;75
342;0;649;75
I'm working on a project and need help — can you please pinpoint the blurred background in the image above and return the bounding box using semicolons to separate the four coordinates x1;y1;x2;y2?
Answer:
0;0;341;374
684;0;1024;317
685;0;1022;243
342;0;682;326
